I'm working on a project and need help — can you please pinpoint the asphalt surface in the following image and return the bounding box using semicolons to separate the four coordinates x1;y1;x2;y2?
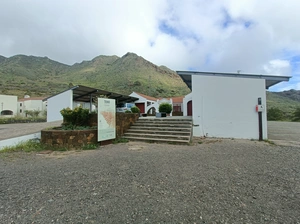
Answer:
268;121;300;142
0;121;62;140
1;139;299;223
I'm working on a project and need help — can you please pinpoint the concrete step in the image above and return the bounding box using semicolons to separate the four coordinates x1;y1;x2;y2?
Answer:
126;129;191;135
124;133;190;140
130;126;192;132
133;123;192;128
124;136;190;144
136;120;192;125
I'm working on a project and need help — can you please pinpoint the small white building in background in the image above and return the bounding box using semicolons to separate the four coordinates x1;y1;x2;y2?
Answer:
177;71;291;140
45;85;138;122
18;96;47;117
0;94;18;117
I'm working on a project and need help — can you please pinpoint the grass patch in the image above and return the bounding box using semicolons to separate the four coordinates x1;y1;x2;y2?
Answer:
113;138;129;144
0;139;46;153
82;143;98;150
263;139;275;145
0;140;99;154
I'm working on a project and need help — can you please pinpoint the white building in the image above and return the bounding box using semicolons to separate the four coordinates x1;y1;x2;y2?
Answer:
177;71;291;140
0;94;18;117
18;96;47;117
45;85;138;122
129;92;184;115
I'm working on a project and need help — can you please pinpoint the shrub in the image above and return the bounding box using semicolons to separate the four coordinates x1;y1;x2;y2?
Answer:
159;103;172;114
125;110;132;113
60;106;90;127
131;106;140;113
267;107;284;121
25;109;41;118
293;107;300;121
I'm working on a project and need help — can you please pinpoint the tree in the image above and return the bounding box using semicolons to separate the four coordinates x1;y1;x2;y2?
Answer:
267;107;284;121
293;107;300;122
159;103;172;114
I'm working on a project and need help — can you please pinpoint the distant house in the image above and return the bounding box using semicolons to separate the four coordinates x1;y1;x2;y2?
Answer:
129;92;184;115
18;96;47;117
0;94;18;117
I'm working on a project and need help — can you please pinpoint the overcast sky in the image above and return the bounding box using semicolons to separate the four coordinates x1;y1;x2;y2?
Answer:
1;0;299;91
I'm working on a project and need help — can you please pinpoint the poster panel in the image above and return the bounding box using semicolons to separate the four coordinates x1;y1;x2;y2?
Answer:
97;98;116;141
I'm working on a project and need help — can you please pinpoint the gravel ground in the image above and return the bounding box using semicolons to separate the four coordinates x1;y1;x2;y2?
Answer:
0;139;299;223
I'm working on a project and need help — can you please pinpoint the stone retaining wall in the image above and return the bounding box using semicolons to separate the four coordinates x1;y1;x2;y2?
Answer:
41;129;97;148
41;113;139;148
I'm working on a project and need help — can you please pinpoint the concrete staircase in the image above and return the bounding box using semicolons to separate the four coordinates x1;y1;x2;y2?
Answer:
123;118;193;144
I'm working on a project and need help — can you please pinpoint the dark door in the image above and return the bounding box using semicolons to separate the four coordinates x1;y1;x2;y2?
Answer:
187;100;192;116
135;103;145;113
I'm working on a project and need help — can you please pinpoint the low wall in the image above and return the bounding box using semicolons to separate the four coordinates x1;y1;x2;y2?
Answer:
41;128;97;148
116;113;139;138
41;113;139;148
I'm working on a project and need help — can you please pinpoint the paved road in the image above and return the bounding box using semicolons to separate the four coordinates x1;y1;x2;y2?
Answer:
0;140;299;223
0;121;62;140
268;121;300;142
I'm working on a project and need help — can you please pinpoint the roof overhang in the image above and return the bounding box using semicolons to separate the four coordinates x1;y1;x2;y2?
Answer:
43;85;139;104
176;71;291;90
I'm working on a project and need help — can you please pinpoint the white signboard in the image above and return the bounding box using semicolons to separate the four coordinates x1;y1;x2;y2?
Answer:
98;98;116;141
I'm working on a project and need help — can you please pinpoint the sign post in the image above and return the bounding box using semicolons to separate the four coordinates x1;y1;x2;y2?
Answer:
98;98;116;141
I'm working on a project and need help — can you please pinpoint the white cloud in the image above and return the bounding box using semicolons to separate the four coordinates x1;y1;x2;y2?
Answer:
0;0;299;90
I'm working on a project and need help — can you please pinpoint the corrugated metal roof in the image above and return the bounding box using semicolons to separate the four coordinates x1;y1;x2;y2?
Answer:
43;85;139;104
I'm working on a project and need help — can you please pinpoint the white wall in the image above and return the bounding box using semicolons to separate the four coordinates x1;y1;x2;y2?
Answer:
192;75;267;139
0;95;18;117
47;90;73;122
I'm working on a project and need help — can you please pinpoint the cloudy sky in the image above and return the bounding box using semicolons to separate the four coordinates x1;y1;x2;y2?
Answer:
1;0;299;91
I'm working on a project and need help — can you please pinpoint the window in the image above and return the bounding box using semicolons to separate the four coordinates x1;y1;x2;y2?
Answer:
20;109;22;113
1;110;13;115
173;103;182;112
20;103;22;106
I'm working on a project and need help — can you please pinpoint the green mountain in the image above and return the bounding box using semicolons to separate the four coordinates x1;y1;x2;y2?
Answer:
0;53;190;98
0;52;300;121
267;90;300;120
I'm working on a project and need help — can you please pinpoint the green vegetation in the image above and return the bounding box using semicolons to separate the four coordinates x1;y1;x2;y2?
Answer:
130;106;140;113
0;116;46;124
159;103;173;114
293;107;300;121
0;140;46;153
266;91;300;121
0;139;99;153
60;106;90;127
113;138;129;144
25;109;41;118
0;53;190;98
267;107;284;121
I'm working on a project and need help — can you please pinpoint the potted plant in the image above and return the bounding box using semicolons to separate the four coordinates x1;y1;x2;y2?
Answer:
157;103;172;117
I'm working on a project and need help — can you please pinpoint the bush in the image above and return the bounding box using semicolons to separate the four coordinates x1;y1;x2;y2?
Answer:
131;106;140;113
25;109;41;118
60;106;90;127
293;107;300;121
125;110;132;113
267;107;284;121
159;103;172;114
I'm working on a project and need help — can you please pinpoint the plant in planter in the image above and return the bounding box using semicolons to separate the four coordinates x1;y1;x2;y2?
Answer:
60;106;90;129
157;103;172;117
